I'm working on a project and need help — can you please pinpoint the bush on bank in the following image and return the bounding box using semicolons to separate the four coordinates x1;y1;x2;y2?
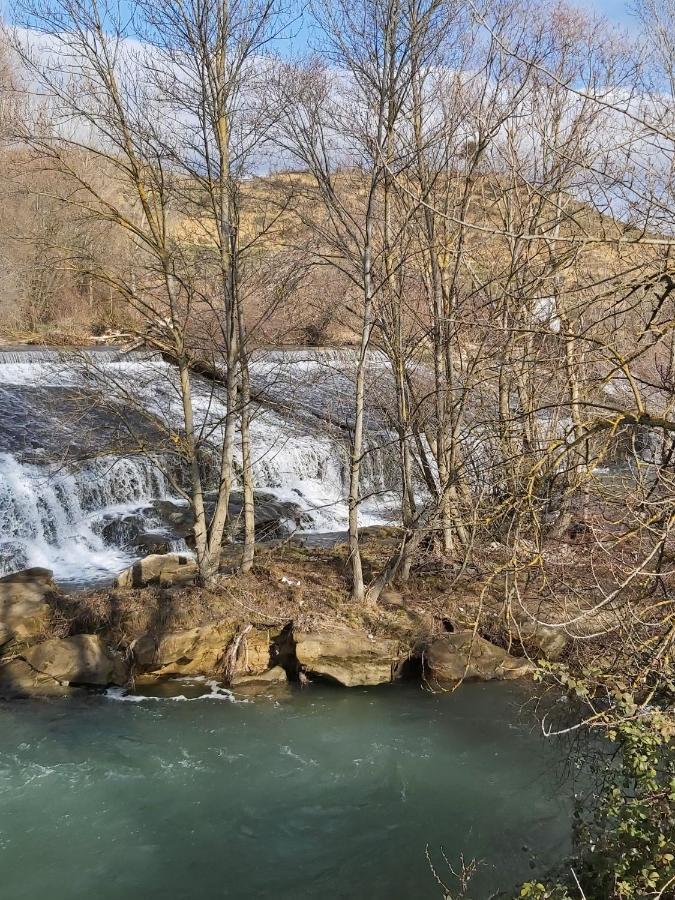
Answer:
517;683;675;900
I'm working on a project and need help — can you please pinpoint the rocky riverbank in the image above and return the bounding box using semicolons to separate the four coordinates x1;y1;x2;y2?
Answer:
0;530;580;701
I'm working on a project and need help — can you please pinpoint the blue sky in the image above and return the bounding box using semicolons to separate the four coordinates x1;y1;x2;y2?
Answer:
279;1;641;58
576;0;638;27
3;0;641;47
283;1;641;54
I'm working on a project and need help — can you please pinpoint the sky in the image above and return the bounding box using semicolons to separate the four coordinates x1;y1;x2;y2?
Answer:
576;0;638;28
1;0;643;53
281;0;642;56
270;0;637;59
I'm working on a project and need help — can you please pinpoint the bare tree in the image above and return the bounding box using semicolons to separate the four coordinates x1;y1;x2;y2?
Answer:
9;0;291;583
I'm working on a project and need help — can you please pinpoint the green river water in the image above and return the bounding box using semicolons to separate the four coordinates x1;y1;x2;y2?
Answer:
0;681;574;900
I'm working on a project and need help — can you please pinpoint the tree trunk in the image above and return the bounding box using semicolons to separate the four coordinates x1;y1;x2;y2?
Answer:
348;268;373;602
238;298;255;573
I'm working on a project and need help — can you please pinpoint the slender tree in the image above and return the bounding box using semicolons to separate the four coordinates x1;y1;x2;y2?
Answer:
10;0;290;583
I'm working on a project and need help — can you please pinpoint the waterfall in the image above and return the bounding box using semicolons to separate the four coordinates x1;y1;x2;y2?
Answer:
0;347;399;584
0;453;169;585
0;348;157;366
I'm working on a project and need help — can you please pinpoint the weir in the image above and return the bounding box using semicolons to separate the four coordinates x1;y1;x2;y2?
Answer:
0;453;170;583
0;348;399;584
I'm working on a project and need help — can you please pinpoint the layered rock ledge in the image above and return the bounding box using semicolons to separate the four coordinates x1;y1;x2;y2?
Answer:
0;538;581;700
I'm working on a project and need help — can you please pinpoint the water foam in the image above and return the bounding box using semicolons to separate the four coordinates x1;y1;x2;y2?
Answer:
105;680;236;703
0;452;168;585
0;347;398;583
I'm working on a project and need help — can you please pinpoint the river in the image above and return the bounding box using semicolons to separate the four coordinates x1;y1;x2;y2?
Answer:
0;681;573;900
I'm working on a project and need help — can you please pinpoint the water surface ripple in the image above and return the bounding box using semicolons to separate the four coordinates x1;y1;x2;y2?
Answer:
0;682;572;899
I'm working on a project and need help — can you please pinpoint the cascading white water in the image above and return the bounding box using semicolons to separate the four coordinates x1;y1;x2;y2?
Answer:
0;348;398;585
0;452;169;584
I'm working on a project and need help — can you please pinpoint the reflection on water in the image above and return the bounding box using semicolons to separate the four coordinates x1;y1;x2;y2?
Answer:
0;682;574;900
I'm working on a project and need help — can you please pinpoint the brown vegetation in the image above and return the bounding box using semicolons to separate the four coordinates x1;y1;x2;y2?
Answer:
0;0;673;735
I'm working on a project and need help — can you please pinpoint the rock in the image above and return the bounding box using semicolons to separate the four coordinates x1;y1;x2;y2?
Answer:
0;568;53;646
115;553;198;589
0;598;51;646
22;634;128;686
230;666;291;699
132;623;271;678
231;666;287;687
425;632;534;685
154;494;303;544
241;629;275;675
358;525;401;544
0;567;53;586
0;659;74;699
97;513;146;548
516;621;569;661
153;500;194;536
293;626;401;687
132;623;232;673
224;492;304;541
134;532;172;555
248;498;303;540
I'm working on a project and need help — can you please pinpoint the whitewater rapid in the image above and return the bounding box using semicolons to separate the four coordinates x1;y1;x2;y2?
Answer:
0;348;397;585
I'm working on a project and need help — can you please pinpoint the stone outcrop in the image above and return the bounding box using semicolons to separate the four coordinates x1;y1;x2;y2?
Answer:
515;621;569;661
0;568;53;647
0;633;126;698
231;665;287;687
425;632;533;685
235;629;273;676
132;622;272;678
292;626;401;687
154;492;304;544
230;666;289;698
0;659;75;699
22;634;128;686
115;553;198;589
0;562;545;700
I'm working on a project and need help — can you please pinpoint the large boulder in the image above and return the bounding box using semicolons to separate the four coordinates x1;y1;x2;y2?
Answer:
0;659;74;699
0;567;53;592
153;500;194;536
134;532;173;556
425;632;534;685
115;553;198;589
132;622;271;678
515;620;569;661
293;626;401;687
233;496;304;540
97;512;147;548
155;493;305;545
230;666;290;699
22;634;128;686
0;568;53;647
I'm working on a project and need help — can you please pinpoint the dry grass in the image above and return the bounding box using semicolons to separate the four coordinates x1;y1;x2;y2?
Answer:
44;524;662;675
0;325;98;347
48;532;449;653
